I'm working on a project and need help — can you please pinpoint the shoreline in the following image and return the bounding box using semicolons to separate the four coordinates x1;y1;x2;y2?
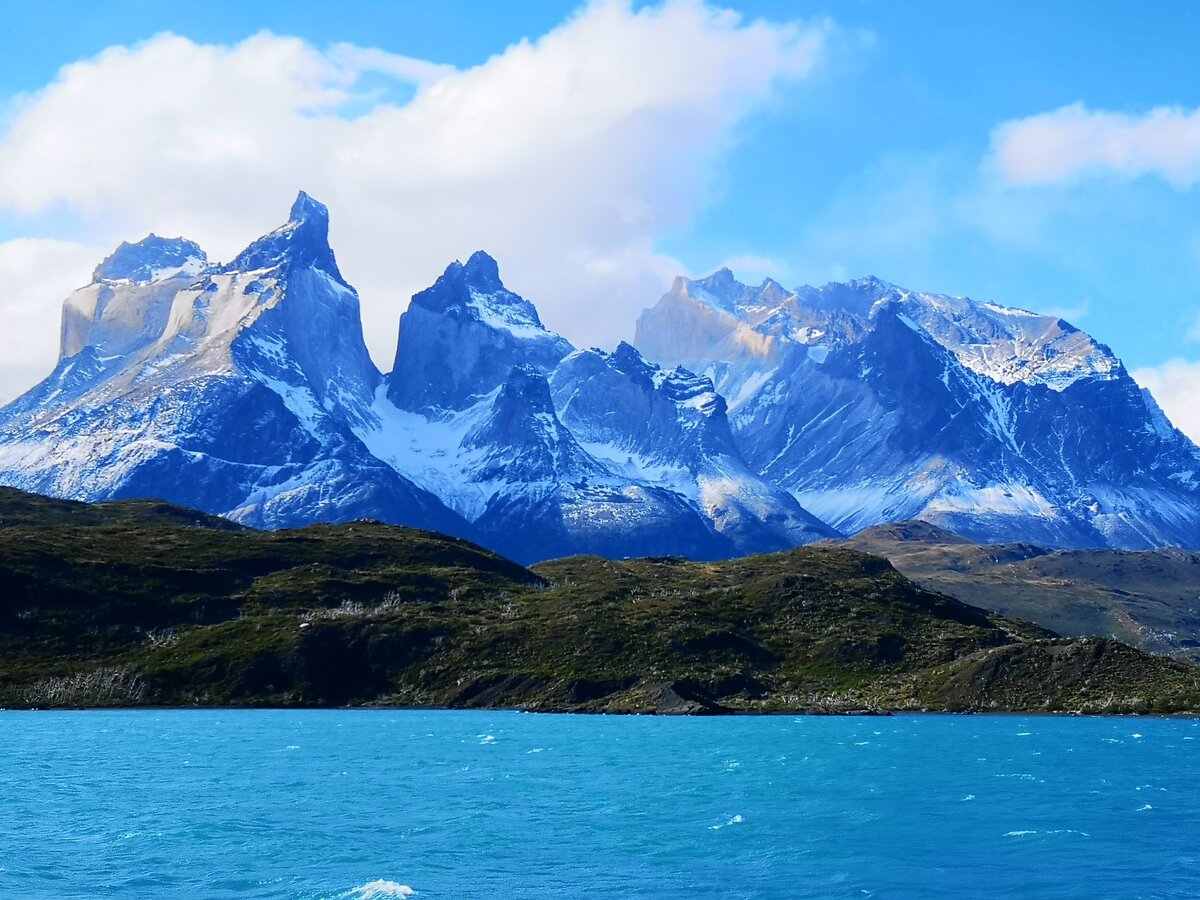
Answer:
3;704;1197;719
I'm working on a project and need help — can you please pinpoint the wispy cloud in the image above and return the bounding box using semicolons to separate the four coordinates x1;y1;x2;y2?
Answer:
990;103;1200;189
1187;310;1200;344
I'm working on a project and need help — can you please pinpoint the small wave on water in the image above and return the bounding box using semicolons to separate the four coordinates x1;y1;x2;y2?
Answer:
1004;829;1090;838
709;814;744;830
344;880;415;898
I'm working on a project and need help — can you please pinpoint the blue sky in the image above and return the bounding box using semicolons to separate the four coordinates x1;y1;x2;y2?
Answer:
1;1;1199;432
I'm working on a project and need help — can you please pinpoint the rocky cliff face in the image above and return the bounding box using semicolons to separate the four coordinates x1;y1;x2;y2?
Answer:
386;251;573;415
549;342;836;553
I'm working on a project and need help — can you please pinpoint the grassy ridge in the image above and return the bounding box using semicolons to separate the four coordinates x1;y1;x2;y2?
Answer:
1;489;1197;714
843;521;1200;662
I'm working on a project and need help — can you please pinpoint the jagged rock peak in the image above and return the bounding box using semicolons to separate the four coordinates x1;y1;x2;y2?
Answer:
836;274;898;293
598;341;721;410
462;250;503;290
412;251;553;337
682;267;741;312
289;190;329;225
676;266;799;316
224;190;342;280
93;234;207;285
387;250;573;414
420;251;507;301
494;364;555;411
699;266;737;291
659;366;724;412
461;364;597;482
791;275;902;317
609;341;656;382
425;250;505;294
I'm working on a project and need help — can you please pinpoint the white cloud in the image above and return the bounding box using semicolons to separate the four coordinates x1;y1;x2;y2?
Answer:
0;1;828;396
991;102;1200;188
1133;359;1200;444
0;238;103;402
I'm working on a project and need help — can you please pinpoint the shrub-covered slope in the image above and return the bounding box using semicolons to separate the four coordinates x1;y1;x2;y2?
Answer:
1;488;1196;714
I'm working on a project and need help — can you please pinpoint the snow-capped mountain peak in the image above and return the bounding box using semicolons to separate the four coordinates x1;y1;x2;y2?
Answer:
462;364;600;483
412;250;556;341
118;192;377;397
891;289;1120;390
785;276;1120;391
461;249;504;290
642;267;1119;393
608;340;657;381
0;194;468;538
223;190;343;280
637;272;784;378
93;234;207;285
686;266;740;312
676;267;797;317
657;366;726;415
387;252;573;414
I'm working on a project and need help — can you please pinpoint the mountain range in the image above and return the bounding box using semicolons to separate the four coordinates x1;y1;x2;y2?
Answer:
2;192;1198;562
637;269;1200;548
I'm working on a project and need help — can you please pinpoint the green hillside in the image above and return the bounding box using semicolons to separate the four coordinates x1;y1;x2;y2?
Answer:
1;489;1197;714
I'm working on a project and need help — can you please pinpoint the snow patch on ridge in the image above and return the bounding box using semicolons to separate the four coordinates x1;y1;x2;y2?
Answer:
576;438;698;502
357;386;500;521
468;288;553;341
897;291;1119;392
922;483;1059;519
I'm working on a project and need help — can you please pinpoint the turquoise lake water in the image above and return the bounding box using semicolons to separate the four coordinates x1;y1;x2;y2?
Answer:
2;710;1197;898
